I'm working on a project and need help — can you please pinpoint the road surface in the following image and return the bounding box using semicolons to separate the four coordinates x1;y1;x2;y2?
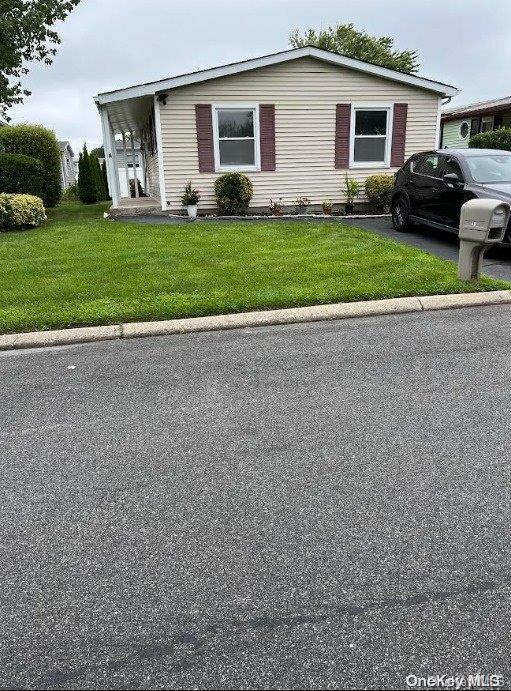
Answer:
1;306;510;689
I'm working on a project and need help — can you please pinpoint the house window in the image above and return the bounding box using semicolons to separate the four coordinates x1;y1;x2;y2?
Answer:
481;115;494;133
459;121;470;139
213;105;260;171
350;106;392;167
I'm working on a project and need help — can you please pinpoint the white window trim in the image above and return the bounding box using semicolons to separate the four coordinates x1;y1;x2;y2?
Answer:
212;103;261;173
459;120;470;140
349;103;394;169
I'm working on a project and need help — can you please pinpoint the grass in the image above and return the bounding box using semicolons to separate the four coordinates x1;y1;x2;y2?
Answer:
0;201;508;335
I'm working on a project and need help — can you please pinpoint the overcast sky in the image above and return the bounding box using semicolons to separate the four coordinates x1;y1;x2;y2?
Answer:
9;0;511;154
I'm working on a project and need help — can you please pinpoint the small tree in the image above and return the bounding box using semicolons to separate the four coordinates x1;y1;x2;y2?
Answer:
90;153;106;200
77;144;98;204
290;23;419;74
101;160;110;200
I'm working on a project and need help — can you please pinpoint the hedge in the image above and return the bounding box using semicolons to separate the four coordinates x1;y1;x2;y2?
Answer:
0;124;62;207
0;153;44;197
0;193;46;230
469;127;511;151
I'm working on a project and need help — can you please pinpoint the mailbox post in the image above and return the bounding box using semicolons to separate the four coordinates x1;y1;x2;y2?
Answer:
458;199;510;280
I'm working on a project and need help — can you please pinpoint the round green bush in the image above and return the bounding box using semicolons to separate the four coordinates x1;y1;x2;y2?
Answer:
364;174;395;211
469;127;511;151
0;153;44;197
0;124;62;207
214;173;253;215
0;193;46;230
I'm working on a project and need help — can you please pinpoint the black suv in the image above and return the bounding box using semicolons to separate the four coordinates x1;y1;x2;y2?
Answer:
391;148;511;243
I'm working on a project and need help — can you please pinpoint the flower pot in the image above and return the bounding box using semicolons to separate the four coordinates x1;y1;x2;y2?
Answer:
186;204;197;219
322;206;332;215
345;202;354;214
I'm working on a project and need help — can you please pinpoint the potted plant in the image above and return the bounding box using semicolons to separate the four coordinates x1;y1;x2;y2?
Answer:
181;181;200;219
322;200;333;215
344;174;360;214
269;197;283;216
295;196;310;214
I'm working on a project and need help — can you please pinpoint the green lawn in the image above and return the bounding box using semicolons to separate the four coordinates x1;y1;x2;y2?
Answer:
0;201;508;334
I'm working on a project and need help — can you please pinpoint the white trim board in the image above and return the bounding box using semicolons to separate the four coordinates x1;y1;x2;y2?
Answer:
95;47;459;106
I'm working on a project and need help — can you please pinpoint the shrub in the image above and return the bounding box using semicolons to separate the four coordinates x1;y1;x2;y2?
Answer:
365;174;394;210
469;127;511;151
77;144;98;204
0;194;46;230
345;174;360;204
62;184;79;201
0;124;62;207
181;181;200;206
0;153;44;197
214;172;253;215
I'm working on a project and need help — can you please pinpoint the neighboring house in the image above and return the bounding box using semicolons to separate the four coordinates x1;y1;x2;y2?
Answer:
94;46;458;212
441;95;511;149
58;141;76;190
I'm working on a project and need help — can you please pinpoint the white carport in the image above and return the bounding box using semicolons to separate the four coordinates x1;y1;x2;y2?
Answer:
95;93;164;209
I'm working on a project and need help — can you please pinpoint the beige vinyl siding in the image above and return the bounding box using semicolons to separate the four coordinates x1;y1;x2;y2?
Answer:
441;119;470;148
159;57;441;211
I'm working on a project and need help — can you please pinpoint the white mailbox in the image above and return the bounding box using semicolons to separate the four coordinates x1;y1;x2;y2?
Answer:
458;199;510;280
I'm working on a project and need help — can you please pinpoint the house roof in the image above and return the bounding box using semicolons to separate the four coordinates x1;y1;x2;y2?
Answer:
442;94;511;122
94;46;459;106
58;140;74;156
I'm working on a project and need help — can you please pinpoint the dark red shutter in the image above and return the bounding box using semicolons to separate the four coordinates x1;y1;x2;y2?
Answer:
259;104;276;171
335;104;351;169
390;103;408;167
195;104;214;173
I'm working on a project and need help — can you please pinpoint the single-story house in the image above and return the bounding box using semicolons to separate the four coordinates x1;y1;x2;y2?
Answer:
58;140;76;190
94;46;458;214
441;95;511;149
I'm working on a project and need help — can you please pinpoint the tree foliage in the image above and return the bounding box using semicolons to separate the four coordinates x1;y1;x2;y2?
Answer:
0;0;81;121
77;144;98;204
289;23;419;74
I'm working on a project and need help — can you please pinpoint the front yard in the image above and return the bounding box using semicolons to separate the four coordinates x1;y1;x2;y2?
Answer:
0;202;508;335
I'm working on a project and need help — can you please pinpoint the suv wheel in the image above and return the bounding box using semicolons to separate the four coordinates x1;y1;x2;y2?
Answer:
392;197;412;232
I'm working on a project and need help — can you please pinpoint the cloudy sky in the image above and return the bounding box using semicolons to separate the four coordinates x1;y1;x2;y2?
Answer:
9;0;511;154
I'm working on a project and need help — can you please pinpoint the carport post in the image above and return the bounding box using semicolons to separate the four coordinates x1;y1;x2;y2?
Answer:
121;132;131;198
129;130;139;198
100;107;120;208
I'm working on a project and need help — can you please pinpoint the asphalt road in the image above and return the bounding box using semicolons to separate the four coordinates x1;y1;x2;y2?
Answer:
1;306;511;690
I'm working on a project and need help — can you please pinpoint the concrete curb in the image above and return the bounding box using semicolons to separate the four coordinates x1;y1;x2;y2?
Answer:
1;291;510;352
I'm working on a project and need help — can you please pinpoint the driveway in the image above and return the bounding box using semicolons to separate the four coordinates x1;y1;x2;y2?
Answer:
1;306;510;689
